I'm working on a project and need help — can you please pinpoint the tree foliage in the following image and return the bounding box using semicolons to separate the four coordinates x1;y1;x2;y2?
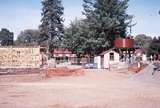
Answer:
134;35;160;56
62;0;133;56
62;19;90;56
15;29;40;46
148;36;160;56
0;28;14;46
134;34;152;52
40;0;64;51
83;0;133;50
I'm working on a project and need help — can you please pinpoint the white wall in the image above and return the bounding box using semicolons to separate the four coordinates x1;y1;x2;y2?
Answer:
103;51;120;69
142;54;147;61
94;56;101;69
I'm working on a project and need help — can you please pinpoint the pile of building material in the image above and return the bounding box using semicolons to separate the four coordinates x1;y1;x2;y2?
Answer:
0;46;42;68
132;62;160;83
46;67;84;77
152;62;160;75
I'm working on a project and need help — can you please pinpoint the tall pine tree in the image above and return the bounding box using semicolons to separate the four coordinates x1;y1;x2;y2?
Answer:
83;0;133;52
40;0;64;52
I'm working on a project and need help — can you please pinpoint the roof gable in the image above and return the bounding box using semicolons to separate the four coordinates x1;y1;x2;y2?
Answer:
100;49;119;56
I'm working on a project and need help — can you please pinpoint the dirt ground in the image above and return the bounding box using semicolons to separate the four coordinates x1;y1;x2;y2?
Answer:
0;69;160;108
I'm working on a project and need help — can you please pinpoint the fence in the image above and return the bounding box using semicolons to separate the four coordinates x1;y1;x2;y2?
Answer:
55;57;94;65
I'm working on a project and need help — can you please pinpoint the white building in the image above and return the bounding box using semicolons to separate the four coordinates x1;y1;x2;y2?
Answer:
94;56;101;69
95;49;120;69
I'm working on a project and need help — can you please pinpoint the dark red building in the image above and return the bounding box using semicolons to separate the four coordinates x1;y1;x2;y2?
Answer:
114;38;135;62
52;49;77;63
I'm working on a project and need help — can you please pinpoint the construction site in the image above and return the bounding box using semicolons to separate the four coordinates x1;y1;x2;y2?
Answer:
0;46;160;108
0;0;160;107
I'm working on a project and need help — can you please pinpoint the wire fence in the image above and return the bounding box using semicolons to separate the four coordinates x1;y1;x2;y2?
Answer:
55;57;95;65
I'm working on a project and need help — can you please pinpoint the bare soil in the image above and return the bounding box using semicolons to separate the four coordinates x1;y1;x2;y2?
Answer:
0;69;160;108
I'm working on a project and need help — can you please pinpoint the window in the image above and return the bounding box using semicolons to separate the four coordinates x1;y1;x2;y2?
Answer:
110;53;114;61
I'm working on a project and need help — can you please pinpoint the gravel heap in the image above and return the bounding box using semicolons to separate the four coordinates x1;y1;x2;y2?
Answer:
132;63;160;83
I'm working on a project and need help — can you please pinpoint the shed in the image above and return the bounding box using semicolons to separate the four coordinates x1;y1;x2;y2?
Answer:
100;49;120;69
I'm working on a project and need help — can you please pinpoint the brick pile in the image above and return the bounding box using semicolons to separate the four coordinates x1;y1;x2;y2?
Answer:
46;67;84;77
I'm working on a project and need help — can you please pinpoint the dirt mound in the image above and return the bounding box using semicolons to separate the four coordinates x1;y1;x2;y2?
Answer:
0;74;44;82
0;68;44;75
46;67;84;77
128;63;146;73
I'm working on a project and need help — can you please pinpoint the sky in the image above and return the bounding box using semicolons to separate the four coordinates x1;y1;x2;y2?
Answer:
0;0;160;39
